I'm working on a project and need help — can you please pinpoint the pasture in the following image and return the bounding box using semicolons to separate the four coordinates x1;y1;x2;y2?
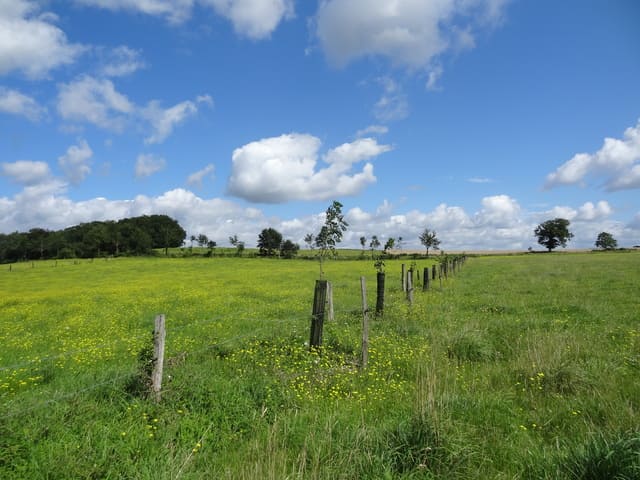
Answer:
1;252;639;478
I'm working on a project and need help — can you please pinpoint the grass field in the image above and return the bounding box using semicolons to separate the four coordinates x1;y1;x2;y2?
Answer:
1;252;639;479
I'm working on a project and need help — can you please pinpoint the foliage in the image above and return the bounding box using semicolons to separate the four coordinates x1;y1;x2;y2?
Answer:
419;228;440;256
279;239;300;259
303;233;315;250
534;217;574;252
383;237;395;252
229;235;245;256
0;215;186;263
257;228;283;257
315;201;348;277
595;231;617;250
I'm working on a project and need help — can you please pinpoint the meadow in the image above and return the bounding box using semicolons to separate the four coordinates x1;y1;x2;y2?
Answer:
0;252;638;479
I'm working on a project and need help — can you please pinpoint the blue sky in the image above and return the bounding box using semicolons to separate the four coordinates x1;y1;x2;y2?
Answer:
1;0;639;250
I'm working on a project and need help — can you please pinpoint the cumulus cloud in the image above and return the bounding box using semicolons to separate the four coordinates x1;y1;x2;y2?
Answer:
0;0;84;78
101;46;146;77
227;133;392;203
187;164;215;188
356;125;389;137
57;75;134;131
475;195;521;227
315;0;507;71
203;0;294;39
58;139;93;184
135;153;166;178
545;119;640;191
1;160;52;185
0;87;46;121
142;95;213;144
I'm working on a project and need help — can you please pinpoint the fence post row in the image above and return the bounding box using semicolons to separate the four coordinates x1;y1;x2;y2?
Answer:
309;280;328;350
152;314;166;403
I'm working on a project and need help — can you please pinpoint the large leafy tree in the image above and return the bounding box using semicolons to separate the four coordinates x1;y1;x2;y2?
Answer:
534;218;574;252
419;228;440;256
280;239;300;259
257;228;283;257
315;200;348;277
595;231;617;250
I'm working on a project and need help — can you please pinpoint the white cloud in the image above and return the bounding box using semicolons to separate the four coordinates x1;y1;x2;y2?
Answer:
315;0;507;71
187;164;215;187
475;195;521;228
1;160;52;185
227;133;392;203
74;0;194;24
577;201;612;221
57;75;134;131
0;0;84;78
101;46;146;77
203;0;294;39
0;87;46;121
545;119;640;191
373;77;409;122
356;125;389;137
142;95;212;144
58;139;93;184
135;153;166;178
426;64;443;90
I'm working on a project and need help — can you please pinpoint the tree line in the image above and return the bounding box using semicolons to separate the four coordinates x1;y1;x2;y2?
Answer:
0;215;186;263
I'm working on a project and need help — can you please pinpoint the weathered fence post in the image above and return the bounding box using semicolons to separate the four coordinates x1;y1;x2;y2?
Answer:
309;280;328;349
407;271;414;306
376;272;385;316
423;267;430;291
401;264;407;292
360;277;369;369
432;264;436;281
152;314;166;403
327;282;334;322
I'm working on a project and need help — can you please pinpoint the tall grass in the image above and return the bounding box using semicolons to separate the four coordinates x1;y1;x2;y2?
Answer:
1;252;639;478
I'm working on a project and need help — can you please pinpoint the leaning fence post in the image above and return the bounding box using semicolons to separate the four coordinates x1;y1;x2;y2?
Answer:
360;277;369;369
152;314;166;403
309;280;328;350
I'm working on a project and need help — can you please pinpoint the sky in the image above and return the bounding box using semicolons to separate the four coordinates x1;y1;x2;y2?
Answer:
1;0;640;251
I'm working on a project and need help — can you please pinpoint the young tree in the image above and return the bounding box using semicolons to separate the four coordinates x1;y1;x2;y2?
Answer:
315;201;348;277
229;234;245;256
196;233;209;248
304;233;315;250
419;228;440;256
534;218;574;252
360;236;367;250
383;237;395;252
257;228;283;256
369;235;380;259
595;231;617;250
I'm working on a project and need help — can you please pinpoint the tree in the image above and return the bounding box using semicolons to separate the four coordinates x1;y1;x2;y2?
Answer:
304;233;315;250
280;239;300;259
369;235;380;258
360;236;367;250
257;228;283;257
595;231;617;250
383;237;395;252
196;233;209;248
419;228;440;256
229;235;245;256
534;218;574;252
315;201;348;277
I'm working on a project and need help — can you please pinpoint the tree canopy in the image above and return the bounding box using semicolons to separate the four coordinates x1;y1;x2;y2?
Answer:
595;231;617;250
534;218;574;252
419;228;440;256
0;215;186;263
257;228;283;257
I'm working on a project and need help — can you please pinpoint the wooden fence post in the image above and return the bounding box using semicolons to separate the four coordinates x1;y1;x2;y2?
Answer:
407;271;414;305
423;267;430;291
401;264;407;292
327;282;334;322
360;277;369;369
376;272;385;316
432;264;436;281
309;280;328;349
152;314;166;403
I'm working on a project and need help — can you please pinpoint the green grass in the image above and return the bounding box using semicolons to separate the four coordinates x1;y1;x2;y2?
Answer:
1;252;639;478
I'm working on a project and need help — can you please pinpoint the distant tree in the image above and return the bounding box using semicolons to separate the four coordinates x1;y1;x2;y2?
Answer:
280;239;300;259
207;240;217;250
258;228;283;257
229;235;244;256
383;237;395;252
419;228;440;256
534;218;574;252
369;235;380;258
595;232;617;250
315;201;348;277
360;236;367;251
397;236;403;250
196;234;209;248
190;235;196;250
304;233;315;250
